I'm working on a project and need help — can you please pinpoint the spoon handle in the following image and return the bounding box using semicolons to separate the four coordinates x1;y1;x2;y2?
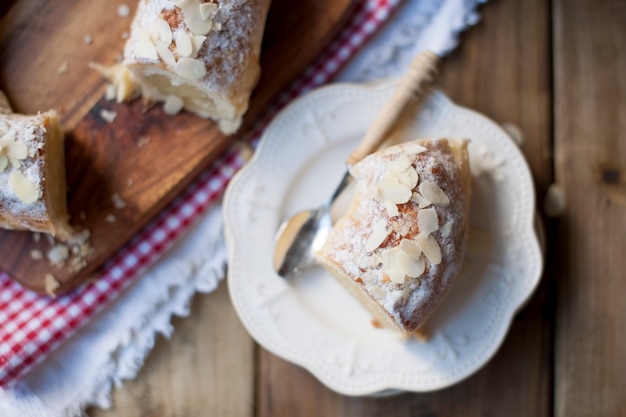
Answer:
345;50;439;167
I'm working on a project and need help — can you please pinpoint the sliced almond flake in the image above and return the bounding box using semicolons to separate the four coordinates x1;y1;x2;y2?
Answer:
416;233;442;265
419;180;450;206
10;140;28;160
383;200;399;217
174;57;207;80
365;219;389;252
163;95;185;115
377;180;412;204
399;238;423;259
9;171;39;204
136;30;158;60
411;191;432;208
191;35;207;57
380;145;403;156
390;154;413;173
175;30;193;57
177;0;213;35
155;41;176;67
390;166;418;189
418;207;439;235
381;247;406;283
199;2;218;19
136;39;159;61
440;220;453;238
397;250;425;278
404;142;428;155
151;18;173;44
7;154;21;169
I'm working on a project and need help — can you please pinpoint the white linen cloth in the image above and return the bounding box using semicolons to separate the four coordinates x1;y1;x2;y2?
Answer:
0;1;486;415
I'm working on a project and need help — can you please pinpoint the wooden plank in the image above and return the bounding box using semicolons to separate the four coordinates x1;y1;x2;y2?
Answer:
88;282;256;417
0;0;355;294
553;0;626;415
257;0;554;415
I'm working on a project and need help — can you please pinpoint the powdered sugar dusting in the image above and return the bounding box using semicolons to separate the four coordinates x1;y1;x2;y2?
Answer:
319;139;470;333
124;0;267;100
0;113;48;227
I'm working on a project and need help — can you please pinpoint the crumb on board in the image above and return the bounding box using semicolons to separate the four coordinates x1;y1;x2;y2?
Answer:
47;245;69;267
112;193;126;209
44;273;60;297
99;109;117;123
57;61;69;75
137;136;151;148
118;4;131;18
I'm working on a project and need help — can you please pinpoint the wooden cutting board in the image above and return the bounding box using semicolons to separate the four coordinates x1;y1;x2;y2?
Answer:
0;0;355;294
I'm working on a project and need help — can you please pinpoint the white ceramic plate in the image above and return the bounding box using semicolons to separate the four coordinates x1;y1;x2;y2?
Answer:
224;81;543;396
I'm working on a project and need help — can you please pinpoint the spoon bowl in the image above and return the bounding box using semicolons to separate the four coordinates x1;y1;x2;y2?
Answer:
273;51;439;278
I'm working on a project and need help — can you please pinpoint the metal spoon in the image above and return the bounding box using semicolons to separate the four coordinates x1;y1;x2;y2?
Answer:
273;50;439;278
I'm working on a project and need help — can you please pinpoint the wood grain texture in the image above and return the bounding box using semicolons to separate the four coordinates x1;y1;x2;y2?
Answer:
0;0;355;294
553;0;626;415
256;0;554;416
88;282;255;417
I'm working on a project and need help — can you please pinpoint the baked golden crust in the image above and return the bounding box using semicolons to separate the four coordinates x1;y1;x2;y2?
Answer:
121;0;272;134
316;138;471;338
0;109;72;240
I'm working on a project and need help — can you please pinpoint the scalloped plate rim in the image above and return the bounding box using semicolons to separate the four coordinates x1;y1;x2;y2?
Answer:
224;80;543;396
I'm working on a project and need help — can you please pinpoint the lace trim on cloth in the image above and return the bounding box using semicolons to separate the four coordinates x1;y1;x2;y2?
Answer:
337;0;488;82
0;207;226;417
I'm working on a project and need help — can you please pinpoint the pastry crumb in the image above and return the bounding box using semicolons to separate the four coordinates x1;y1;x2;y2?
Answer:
112;192;126;209
371;318;383;329
118;4;131;17
47;245;69;266
57;61;69;75
99;109;117;123
137;136;151;148
30;249;44;261
544;183;566;217
44;273;60;297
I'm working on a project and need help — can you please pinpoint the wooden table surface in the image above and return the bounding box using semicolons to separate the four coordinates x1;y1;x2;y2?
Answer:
90;0;626;416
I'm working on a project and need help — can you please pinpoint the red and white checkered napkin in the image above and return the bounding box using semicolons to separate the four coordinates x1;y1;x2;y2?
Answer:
0;0;401;387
